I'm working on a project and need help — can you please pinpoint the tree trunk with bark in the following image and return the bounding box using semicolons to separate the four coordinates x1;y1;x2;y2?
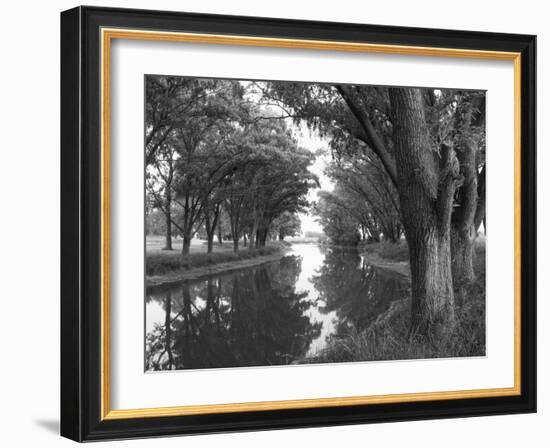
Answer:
182;234;192;255
450;95;485;287
249;220;258;250
257;227;268;247
389;87;458;335
163;189;173;251
204;203;220;254
207;236;214;253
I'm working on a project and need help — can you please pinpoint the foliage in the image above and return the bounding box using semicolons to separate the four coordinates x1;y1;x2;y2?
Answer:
271;211;302;240
313;190;361;245
145;77;315;255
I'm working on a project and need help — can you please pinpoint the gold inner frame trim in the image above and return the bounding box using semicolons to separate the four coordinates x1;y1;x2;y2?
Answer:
100;27;522;421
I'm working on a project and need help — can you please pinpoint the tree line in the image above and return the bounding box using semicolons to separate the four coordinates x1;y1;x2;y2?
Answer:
145;77;315;255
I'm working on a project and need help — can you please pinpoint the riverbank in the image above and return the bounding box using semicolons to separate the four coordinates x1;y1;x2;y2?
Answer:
146;243;290;288
359;240;411;278
307;238;486;363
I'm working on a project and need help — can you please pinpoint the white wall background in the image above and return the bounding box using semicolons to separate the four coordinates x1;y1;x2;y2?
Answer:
0;0;546;446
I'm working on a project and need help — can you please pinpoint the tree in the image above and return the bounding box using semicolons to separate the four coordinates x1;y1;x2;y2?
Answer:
388;87;458;333
221;118;316;251
202;202;222;253
145;77;243;166
146;141;178;250
324;151;402;242
450;93;486;286
314;190;361;245
272;212;302;240
167;79;247;254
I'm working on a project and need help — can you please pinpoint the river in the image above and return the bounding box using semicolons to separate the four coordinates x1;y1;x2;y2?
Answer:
145;243;408;371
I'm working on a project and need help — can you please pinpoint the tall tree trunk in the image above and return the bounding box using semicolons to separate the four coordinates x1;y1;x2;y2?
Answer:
217;225;223;244
204;203;220;254
450;96;485;286
163;212;172;250
207;235;214;253
389;87;457;334
204;214;213;254
407;227;455;333
162;191;173;250
451;227;475;287
257;227;268;247
474;165;486;233
182;234;191;255
233;237;239;253
181;195;193;256
249;219;258;250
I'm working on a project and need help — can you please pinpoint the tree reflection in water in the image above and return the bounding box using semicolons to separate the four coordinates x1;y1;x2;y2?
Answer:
146;256;322;371
311;247;407;340
145;245;408;371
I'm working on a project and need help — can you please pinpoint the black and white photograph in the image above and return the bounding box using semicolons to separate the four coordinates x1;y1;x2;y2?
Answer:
144;76;487;371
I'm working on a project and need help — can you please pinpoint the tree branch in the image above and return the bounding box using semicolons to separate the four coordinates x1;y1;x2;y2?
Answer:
335;85;398;186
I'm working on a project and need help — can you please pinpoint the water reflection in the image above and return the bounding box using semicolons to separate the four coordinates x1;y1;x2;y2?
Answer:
313;247;408;339
146;244;407;371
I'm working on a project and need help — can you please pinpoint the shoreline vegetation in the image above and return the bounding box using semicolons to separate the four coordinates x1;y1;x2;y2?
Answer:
146;240;291;288
307;237;487;363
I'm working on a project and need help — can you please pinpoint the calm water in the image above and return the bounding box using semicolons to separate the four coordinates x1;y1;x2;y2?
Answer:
145;244;407;371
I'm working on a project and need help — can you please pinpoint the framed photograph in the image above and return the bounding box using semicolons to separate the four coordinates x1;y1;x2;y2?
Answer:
60;6;536;442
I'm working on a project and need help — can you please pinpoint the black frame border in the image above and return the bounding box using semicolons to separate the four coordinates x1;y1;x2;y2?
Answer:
60;5;536;442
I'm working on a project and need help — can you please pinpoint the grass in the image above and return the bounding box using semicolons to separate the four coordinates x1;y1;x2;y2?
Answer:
146;235;236;255
146;242;286;276
309;238;487;363
359;239;409;262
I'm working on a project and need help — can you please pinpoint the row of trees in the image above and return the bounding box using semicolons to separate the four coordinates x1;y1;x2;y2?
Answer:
260;82;486;334
145;77;314;255
314;151;402;244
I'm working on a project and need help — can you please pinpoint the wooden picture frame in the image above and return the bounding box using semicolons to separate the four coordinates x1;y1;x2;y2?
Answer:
61;5;536;441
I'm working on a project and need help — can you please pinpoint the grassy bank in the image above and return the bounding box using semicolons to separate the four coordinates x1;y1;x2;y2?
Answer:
359;239;409;262
146;242;288;276
309;238;486;363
